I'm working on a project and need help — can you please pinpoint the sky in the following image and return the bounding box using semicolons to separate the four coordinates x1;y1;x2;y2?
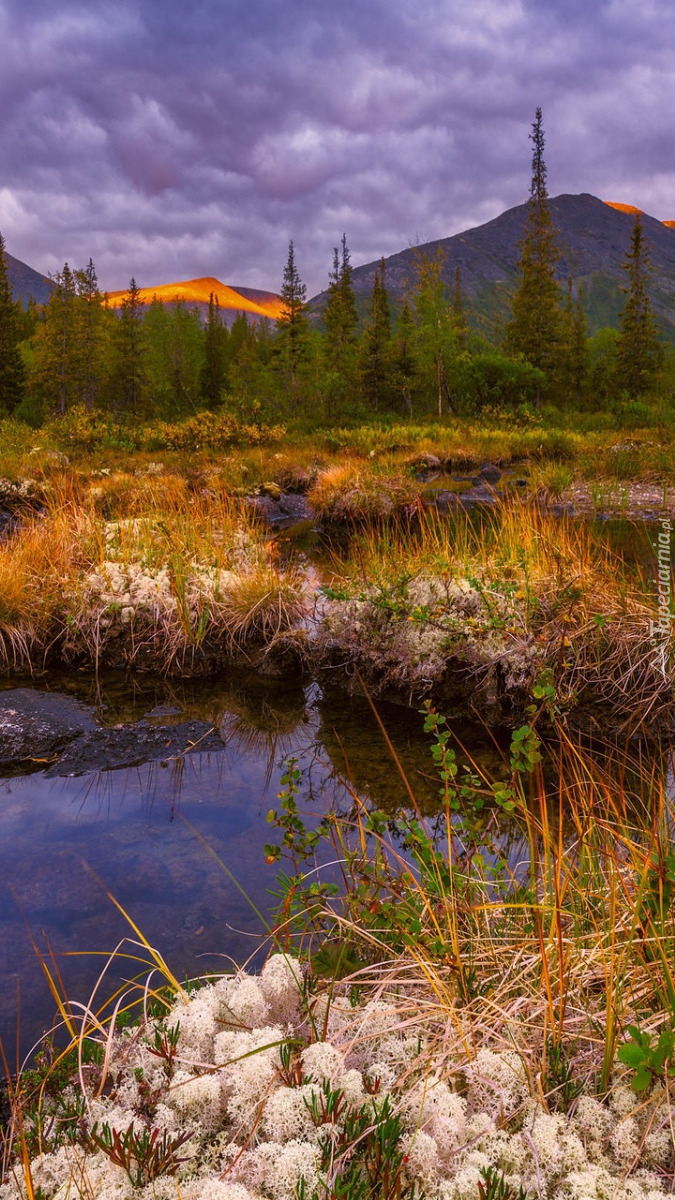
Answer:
1;0;674;298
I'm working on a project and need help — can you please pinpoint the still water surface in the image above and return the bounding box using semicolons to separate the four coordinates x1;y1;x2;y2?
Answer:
0;671;501;1058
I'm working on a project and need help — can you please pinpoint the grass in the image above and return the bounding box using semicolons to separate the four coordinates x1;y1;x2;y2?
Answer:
0;477;310;674
318;499;671;730
3;715;675;1198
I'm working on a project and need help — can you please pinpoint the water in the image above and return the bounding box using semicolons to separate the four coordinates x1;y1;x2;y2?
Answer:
0;670;502;1060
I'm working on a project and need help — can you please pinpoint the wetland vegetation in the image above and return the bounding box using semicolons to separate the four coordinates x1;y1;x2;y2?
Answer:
2;110;675;1200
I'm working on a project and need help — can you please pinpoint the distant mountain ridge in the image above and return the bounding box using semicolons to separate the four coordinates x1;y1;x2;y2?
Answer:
106;277;284;325
309;193;675;340
5;250;52;306
6;193;675;340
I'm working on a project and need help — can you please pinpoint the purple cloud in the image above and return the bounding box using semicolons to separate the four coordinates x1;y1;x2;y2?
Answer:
0;0;674;296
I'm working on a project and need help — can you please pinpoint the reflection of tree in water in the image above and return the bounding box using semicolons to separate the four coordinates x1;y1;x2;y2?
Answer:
314;687;504;816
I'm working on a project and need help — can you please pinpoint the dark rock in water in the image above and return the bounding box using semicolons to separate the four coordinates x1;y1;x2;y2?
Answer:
0;689;97;766
248;492;315;527
459;485;498;509
551;501;575;518
44;719;225;777
478;462;501;483
433;490;461;513
0;688;228;775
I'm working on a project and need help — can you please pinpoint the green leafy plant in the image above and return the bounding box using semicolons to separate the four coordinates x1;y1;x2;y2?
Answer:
617;1025;675;1093
80;1120;192;1190
296;1084;424;1200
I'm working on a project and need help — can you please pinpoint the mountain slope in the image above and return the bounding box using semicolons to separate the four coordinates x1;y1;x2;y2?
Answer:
106;277;284;325
6;251;52;307
309;193;675;340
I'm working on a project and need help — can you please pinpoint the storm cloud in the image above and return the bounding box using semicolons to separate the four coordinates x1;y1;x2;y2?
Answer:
1;0;674;295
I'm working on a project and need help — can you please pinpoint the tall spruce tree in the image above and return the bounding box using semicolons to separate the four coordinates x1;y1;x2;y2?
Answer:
322;234;358;415
111;278;147;415
201;293;229;407
504;107;563;401
276;240;308;392
360;258;392;410
30;262;78;416
614;214;663;399
74;258;105;411
0;232;26;413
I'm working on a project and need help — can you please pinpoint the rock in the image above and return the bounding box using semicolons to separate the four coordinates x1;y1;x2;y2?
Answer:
551;502;575;518
432;490;461;513
0;689;97;766
248;492;315;528
478;462;502;483
44;719;226;777
459;485;498;509
410;453;442;473
0;688;229;776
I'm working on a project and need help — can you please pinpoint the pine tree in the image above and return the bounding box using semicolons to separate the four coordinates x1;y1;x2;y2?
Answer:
276;240;308;392
30;262;78;416
111;278;147;415
0;232;26;413
74;258;105;411
504;107;563;401
360;258;392;410
323;234;358;413
201;293;229;407
614;214;663;399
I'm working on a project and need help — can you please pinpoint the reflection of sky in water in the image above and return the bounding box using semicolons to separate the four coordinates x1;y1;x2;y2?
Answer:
0;710;328;1058
3;675;478;1058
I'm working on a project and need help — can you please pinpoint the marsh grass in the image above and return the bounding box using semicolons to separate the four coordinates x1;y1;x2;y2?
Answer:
0;477;310;674
319;500;671;727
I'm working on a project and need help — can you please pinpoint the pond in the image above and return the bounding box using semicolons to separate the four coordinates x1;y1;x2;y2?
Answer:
0;670;505;1060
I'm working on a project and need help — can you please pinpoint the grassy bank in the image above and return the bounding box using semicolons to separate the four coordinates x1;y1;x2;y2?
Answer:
2;724;675;1199
0;478;309;675
0;461;671;726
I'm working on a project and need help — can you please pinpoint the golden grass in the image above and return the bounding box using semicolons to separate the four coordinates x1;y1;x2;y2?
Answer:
321;499;670;728
0;480;310;674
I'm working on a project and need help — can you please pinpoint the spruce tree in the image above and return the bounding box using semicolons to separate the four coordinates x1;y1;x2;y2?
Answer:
504;107;563;400
323;233;358;414
360;258;392;411
74;258;105;411
111;278;147;415
201;293;229;407
276;240;308;392
391;299;416;416
614;214;663;399
30;262;78;416
412;247;456;417
0;232;26;413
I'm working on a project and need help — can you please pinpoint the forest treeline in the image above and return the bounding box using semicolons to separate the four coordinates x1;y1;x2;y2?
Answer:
0;111;670;429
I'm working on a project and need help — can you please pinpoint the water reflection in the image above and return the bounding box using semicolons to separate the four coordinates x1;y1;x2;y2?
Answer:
1;667;672;1060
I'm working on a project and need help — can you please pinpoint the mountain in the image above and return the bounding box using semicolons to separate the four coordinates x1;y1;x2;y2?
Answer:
6;250;52;306
309;193;675;340
106;277;284;326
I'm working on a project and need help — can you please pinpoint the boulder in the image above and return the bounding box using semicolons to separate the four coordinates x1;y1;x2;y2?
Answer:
0;689;97;766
